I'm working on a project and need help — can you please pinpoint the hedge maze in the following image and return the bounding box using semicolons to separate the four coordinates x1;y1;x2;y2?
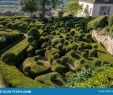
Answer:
0;16;113;88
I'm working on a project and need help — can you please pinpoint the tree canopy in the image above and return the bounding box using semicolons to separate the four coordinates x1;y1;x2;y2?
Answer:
21;0;60;17
21;0;37;15
64;1;82;16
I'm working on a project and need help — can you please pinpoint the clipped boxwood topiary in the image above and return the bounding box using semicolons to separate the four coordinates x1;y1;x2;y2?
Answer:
52;59;61;66
35;49;46;57
93;59;102;67
41;42;49;48
89;49;97;57
81;52;88;58
27;36;34;44
34;55;41;61
79;58;85;64
27;27;40;41
64;41;69;45
52;64;69;73
52;53;60;59
61;56;69;65
60;38;65;44
71;44;78;50
93;45;98;49
6;22;12;28
70;50;79;59
35;72;65;86
57;44;63;50
70;31;75;36
36;60;44;66
1;51;16;65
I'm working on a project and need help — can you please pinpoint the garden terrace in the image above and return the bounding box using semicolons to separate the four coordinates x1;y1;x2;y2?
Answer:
0;16;113;88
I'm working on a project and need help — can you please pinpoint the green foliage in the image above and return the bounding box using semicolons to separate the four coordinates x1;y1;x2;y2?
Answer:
78;67;113;88
89;49;97;57
64;1;82;16
79;58;85;64
108;14;113;26
27;45;36;56
52;64;68;73
2;39;29;64
21;0;37;16
87;16;107;30
1;51;16;65
93;59;102;67
81;52;88;58
0;61;46;87
23;58;50;78
27;27;40;41
0;31;23;43
35;72;65;86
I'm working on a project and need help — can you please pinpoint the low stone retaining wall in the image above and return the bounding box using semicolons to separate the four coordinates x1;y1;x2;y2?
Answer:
91;30;113;55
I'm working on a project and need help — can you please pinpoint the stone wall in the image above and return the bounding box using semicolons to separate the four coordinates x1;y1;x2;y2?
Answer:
91;30;113;55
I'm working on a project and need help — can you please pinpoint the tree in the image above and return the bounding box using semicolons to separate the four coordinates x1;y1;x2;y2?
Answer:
64;1;82;16
35;0;60;17
21;0;37;17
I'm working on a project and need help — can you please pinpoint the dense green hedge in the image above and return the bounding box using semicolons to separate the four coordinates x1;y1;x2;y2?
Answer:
0;31;23;43
108;14;113;26
0;61;46;87
87;16;108;30
1;39;29;64
35;72;65;86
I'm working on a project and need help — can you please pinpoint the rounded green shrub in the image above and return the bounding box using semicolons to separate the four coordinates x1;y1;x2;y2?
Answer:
71;44;78;50
41;42;49;48
27;36;34;44
81;52;88;58
70;51;79;59
70;31;75;36
36;60;44;66
6;22;12;28
47;46;52;50
52;59;61;65
27;27;40;41
27;45;36;57
57;44;63;50
12;23;19;29
60;38;65;44
65;36;70;40
93;45;98;49
66;46;72;52
79;58;85;64
83;43;92;49
86;33;92;39
52;64;68;73
79;29;84;33
1;51;16;65
53;53;60;59
93;59;102;67
51;38;59;45
89;49;97;57
35;49;46;57
60;48;67;56
31;40;38;47
64;41;69;45
61;56;69;65
34;55;41;61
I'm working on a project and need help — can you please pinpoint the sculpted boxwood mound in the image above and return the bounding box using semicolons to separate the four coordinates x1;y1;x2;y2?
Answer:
0;61;47;88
